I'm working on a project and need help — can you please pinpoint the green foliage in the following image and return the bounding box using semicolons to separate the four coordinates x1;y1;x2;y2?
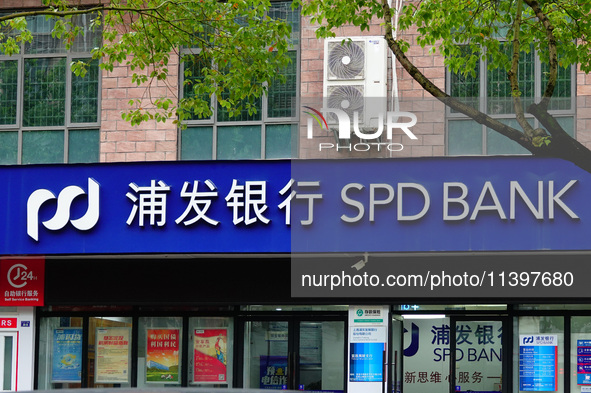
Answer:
0;0;294;124
298;0;591;81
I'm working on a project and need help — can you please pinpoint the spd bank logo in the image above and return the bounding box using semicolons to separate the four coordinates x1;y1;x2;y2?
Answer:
27;178;100;241
304;105;418;152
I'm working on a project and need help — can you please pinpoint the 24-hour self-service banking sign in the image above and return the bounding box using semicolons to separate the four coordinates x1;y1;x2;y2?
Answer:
2;156;591;255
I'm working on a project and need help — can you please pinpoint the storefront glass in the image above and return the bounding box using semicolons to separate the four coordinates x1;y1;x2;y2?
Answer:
243;319;345;391
402;315;505;393
244;321;289;389
453;318;503;393
298;321;344;392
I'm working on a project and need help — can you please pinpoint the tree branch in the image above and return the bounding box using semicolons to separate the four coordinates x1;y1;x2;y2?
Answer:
380;0;533;151
508;0;535;137
524;0;558;111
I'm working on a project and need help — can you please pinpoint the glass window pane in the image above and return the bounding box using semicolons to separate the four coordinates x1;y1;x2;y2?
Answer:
454;320;503;393
22;130;64;164
244;321;288;389
449;46;480;112
3;336;12;391
25;15;66;54
487;44;535;115
88;317;132;388
217;96;262;122
189;317;234;387
217;125;261;159
217;62;262;122
71;59;99;124
486;118;531;155
448;119;482;155
182;56;211;120
265;124;297;158
37;317;84;390
556;116;574;137
403;316;450;393
541;62;571;111
181;127;213;160
69;129;99;163
298;321;344;392
137;317;182;387
0;61;18;125
268;1;300;45
0;132;17;165
24;58;66;127
268;51;297;118
71;13;102;53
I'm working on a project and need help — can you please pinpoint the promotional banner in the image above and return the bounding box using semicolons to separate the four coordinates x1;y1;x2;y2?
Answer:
349;341;385;382
51;328;82;382
146;328;180;383
193;328;227;384
519;335;558;391
95;327;131;383
577;340;591;385
259;355;288;389
0;258;44;306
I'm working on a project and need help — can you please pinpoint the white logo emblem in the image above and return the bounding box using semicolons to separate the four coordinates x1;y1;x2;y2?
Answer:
27;178;100;241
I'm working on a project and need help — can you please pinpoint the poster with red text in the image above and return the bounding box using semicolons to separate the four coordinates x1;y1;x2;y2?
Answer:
146;328;180;383
95;327;131;383
193;328;227;383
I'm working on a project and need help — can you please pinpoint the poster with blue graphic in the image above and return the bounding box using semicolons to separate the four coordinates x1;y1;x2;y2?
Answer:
577;340;591;384
349;342;384;382
52;328;83;382
519;335;557;391
259;355;288;389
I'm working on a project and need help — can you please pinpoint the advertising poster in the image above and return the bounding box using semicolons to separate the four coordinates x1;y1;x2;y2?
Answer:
95;327;131;383
259;355;288;389
193;328;227;383
146;328;180;383
519;335;558;391
348;306;388;392
51;328;82;382
349;342;385;382
577;340;591;385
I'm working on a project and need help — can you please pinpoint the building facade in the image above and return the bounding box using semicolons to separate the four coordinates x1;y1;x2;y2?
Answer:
0;1;590;393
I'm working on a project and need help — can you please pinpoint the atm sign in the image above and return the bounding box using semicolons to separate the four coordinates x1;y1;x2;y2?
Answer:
0;318;17;328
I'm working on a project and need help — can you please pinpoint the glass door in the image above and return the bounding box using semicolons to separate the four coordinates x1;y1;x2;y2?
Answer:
297;321;345;391
450;317;508;393
243;317;345;391
0;333;17;391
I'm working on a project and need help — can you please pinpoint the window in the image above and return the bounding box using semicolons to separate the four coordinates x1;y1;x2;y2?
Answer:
0;14;101;165
179;1;299;160
447;46;575;155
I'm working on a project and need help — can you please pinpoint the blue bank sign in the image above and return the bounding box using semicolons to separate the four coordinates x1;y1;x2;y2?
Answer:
1;156;590;255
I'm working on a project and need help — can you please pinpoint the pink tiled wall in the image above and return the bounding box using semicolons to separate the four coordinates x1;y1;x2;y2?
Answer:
100;55;179;162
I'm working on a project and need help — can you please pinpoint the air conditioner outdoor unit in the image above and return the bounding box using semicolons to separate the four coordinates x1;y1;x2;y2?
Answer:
323;36;388;144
